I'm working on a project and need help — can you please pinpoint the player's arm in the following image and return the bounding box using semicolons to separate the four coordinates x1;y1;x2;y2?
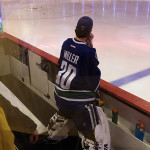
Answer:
88;49;101;92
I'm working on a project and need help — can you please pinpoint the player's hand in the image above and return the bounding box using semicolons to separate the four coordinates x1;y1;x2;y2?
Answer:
86;33;94;48
29;129;39;144
89;33;94;40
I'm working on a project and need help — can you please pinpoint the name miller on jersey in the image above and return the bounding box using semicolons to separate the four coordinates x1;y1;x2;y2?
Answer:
64;50;79;64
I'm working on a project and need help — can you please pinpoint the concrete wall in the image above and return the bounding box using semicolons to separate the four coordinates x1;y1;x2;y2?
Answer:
9;56;30;86
0;39;10;76
28;50;49;96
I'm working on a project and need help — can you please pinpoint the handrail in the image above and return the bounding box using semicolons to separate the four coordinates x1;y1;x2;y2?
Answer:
101;79;150;116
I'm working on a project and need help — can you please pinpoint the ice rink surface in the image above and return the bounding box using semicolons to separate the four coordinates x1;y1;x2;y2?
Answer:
1;0;150;101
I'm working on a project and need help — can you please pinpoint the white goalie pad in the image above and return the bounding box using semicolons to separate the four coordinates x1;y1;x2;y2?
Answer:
95;106;110;150
47;113;74;141
78;105;110;150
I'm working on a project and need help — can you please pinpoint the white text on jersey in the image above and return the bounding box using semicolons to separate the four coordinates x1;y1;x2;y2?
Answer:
64;50;79;64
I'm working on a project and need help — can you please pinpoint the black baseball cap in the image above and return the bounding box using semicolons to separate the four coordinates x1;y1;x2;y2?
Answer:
76;16;93;32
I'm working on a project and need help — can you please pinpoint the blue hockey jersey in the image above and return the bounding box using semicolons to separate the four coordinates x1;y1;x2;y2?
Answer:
55;38;101;102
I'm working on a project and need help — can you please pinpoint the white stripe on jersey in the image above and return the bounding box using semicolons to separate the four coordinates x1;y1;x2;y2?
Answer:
94;82;100;92
72;38;86;45
54;90;95;102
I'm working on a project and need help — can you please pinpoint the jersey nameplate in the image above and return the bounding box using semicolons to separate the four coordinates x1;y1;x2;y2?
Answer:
64;50;79;64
